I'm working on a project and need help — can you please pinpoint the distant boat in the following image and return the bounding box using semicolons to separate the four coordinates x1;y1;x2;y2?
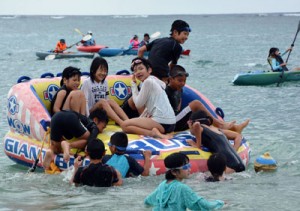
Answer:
50;16;65;19
232;70;300;86
36;51;94;60
1;15;18;19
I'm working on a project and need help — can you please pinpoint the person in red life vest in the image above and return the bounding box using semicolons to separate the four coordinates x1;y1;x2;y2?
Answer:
54;39;68;53
129;35;139;50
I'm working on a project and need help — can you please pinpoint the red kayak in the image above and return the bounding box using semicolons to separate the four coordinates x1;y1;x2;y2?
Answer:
182;49;191;56
76;45;107;53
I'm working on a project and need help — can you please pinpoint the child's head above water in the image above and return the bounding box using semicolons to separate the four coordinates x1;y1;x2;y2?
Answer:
108;132;128;153
164;152;190;180
87;138;106;160
207;153;227;181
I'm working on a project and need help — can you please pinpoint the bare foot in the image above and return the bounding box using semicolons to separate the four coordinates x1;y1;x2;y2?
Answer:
214;118;236;130
234;119;250;134
222;120;236;130
151;128;173;139
61;141;70;163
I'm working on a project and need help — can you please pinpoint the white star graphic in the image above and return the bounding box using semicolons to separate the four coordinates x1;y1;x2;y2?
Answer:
115;84;126;97
149;162;160;176
9;99;16;112
49;87;58;100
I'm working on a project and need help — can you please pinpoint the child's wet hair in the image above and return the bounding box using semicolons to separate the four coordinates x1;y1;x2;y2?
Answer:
189;110;213;126
89;108;109;124
170;20;191;35
87;138;105;159
207;153;227;180
170;65;189;78
90;57;108;83
60;66;81;86
110;132;128;152
130;57;152;72
164;152;189;180
268;47;279;57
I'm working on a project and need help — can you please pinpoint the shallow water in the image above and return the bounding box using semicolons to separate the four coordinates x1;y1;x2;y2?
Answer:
1;14;300;210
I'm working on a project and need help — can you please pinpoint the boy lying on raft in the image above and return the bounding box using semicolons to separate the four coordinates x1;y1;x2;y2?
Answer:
43;109;108;173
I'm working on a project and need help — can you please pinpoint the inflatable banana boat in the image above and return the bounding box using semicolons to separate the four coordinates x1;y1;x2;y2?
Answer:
3;72;250;175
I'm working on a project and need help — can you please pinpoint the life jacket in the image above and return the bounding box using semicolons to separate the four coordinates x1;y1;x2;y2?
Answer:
55;42;67;52
129;39;139;50
267;56;288;72
106;154;129;178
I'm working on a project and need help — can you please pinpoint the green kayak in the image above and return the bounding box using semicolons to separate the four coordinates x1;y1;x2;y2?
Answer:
232;70;300;86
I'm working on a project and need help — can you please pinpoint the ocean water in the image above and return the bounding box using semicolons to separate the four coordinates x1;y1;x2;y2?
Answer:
1;14;300;210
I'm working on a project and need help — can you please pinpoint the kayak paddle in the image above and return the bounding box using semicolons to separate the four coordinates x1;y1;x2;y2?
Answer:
45;34;92;60
74;28;85;36
150;31;161;39
277;20;300;87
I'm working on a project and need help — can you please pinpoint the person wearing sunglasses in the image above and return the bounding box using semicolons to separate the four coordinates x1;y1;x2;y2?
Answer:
121;57;176;139
144;152;224;210
138;20;191;83
188;110;246;173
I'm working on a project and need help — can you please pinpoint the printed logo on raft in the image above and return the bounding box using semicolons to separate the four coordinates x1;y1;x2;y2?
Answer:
7;95;31;135
8;95;19;115
110;81;131;100
4;138;90;169
44;84;59;101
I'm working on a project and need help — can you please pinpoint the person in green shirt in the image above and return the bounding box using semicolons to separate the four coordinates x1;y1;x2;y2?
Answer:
144;152;225;210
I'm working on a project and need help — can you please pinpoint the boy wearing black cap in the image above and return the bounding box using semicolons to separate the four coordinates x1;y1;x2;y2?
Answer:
72;138;122;187
138;20;191;83
103;132;151;177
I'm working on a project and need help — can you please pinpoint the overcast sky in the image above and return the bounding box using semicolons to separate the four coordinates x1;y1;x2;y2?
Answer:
1;0;300;15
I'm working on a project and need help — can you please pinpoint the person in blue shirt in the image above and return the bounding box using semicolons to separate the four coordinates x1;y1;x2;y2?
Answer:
102;132;151;178
82;31;96;46
144;152;224;210
267;47;290;72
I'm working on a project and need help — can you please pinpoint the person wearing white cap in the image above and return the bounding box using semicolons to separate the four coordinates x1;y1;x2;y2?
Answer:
82;31;96;46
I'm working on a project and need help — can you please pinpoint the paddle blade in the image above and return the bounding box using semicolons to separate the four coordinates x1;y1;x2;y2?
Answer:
150;31;161;39
297;20;300;33
45;54;56;60
82;34;92;41
74;28;84;36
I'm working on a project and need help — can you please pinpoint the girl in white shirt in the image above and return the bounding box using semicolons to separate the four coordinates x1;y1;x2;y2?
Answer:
121;57;176;138
81;57;129;125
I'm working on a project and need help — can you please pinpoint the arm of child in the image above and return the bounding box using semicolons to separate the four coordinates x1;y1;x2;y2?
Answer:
113;169;123;186
187;122;203;149
70;156;83;186
141;150;151;176
53;90;67;114
138;45;147;58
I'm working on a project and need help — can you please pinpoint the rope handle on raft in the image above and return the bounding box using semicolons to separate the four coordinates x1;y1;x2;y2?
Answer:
125;150;200;155
27;127;51;173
